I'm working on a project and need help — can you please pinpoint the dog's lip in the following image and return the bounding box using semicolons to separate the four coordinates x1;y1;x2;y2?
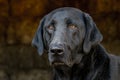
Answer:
52;62;65;66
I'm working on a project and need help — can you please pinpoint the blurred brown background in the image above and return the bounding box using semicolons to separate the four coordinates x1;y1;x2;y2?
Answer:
0;0;120;80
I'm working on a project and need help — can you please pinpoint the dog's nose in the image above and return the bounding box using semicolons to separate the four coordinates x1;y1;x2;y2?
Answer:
50;48;63;55
50;44;64;55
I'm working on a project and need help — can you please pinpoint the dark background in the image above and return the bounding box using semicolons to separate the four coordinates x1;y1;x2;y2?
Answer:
0;0;120;80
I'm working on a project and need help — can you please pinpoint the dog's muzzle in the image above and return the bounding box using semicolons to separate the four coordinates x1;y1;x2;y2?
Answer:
49;42;66;66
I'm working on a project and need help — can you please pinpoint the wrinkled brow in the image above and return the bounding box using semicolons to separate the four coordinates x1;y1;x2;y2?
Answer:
65;18;72;24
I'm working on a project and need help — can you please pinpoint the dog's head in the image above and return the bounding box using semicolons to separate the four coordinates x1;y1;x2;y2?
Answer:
32;7;103;67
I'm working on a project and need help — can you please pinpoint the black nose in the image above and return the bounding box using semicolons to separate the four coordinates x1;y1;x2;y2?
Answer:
50;49;63;55
50;44;64;55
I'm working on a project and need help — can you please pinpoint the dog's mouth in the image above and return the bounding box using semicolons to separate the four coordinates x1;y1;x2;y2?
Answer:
52;61;65;66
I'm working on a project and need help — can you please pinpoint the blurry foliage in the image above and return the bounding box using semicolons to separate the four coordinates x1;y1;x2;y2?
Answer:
11;0;48;17
0;0;119;80
0;0;119;44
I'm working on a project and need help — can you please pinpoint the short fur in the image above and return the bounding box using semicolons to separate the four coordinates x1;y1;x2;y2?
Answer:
32;7;120;80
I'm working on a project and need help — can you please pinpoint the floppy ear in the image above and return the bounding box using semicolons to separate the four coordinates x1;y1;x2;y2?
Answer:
32;17;46;55
83;13;103;53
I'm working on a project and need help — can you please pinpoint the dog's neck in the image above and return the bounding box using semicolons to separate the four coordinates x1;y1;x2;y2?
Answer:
53;66;72;80
53;45;110;80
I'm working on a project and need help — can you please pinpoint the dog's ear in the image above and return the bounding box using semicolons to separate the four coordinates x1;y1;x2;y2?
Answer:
32;17;46;55
83;13;103;53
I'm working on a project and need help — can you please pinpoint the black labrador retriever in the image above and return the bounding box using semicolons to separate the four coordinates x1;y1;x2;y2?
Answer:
32;7;120;80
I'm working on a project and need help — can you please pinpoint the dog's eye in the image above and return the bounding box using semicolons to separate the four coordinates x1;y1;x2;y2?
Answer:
68;24;77;29
48;25;54;30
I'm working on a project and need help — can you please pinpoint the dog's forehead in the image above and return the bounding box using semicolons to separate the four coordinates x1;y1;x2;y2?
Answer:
52;11;82;20
52;11;70;20
44;8;85;29
46;8;84;22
